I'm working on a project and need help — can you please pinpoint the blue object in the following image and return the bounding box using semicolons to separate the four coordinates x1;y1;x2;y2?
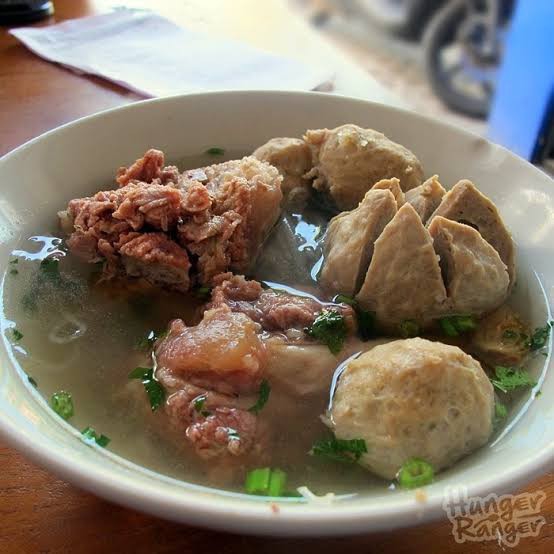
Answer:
487;0;554;162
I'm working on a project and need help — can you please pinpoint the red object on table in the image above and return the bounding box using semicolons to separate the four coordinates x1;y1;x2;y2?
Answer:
0;2;553;552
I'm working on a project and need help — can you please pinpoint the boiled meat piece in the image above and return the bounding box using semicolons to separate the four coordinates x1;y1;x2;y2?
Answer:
304;124;424;210
428;216;509;315
252;137;313;205
356;203;447;330
428;179;515;287
405;174;446;223
319;189;398;296
371;177;405;207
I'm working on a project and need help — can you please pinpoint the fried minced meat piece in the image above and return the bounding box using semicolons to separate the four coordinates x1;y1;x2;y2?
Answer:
60;151;283;290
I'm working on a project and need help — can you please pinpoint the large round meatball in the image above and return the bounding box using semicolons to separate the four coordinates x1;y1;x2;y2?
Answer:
305;124;424;211
328;338;494;480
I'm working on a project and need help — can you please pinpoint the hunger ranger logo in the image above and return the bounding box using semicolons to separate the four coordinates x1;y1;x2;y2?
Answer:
443;486;546;547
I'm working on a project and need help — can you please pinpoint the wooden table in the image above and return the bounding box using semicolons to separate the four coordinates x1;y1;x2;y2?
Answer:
0;1;552;552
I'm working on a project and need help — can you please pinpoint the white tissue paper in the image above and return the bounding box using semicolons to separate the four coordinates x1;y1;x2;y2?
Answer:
10;8;333;97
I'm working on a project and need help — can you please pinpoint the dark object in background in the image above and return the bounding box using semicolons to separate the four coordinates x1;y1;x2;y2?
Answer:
0;0;53;25
423;0;515;119
351;0;445;39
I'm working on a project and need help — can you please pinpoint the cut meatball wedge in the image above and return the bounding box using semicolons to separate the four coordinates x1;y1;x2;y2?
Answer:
371;177;405;207
356;203;447;330
428;217;509;316
319;189;398;296
405;174;446;223
428;179;515;288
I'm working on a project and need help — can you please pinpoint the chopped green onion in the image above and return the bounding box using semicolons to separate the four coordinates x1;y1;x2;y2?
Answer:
399;319;420;338
81;426;110;447
305;309;347;354
397;458;434;489
493;402;508;428
310;436;367;464
50;391;74;421
129;367;165;411
244;467;288;497
9;268;18;275
248;379;271;414
27;375;38;388
439;315;477;337
11;328;23;341
495;402;508;420
490;365;537;393
527;322;552;351
9;258;18;265
268;469;287;497
535;390;542;398
245;467;271;495
205;147;225;156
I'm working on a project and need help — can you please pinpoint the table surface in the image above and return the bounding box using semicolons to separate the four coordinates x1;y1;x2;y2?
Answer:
0;1;552;552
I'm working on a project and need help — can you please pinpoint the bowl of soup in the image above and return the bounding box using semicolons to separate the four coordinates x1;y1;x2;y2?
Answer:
0;90;552;536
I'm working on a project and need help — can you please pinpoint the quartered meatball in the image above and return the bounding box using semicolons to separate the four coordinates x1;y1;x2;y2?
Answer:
428;179;515;287
405;174;446;223
304;124;424;210
371;177;405;207
356;203;447;331
319;189;398;296
429;216;509;315
328;338;494;479
252;137;313;205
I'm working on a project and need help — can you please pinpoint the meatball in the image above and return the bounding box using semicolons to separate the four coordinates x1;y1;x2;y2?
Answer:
304;124;424;210
252;137;313;205
328;338;494;480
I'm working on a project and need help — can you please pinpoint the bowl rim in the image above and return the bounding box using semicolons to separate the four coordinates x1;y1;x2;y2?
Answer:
0;89;553;535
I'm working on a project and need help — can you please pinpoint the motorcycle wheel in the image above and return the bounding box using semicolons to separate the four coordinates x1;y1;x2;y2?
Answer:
423;0;497;118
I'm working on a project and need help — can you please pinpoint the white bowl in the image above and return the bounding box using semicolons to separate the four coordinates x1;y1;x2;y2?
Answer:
0;91;552;536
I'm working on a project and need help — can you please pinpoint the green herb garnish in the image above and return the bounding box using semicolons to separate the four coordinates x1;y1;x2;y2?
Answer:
439;315;477;337
27;375;38;388
399;319;420;338
333;294;376;340
397;458;434;489
248;379;271;414
502;329;519;341
205;147;225;156
305;309;347;354
310;436;367;464
135;329;167;351
526;322;552;351
11;328;23;342
9;268;18;275
129;367;165;411
193;286;212;301
50;391;74;420
81;426;110;447
40;257;61;282
193;395;211;417
490;365;537;393
245;467;287;496
9;258;18;265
